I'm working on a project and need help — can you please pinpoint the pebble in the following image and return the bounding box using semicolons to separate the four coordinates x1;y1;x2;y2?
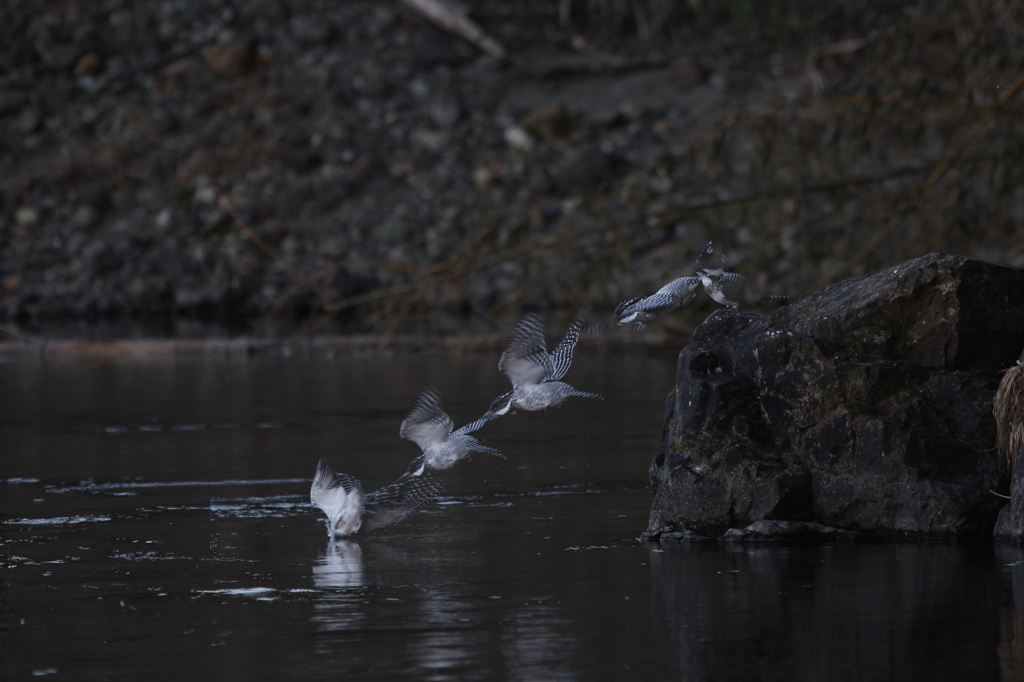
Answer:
290;15;335;45
430;90;462;128
522;103;572;141
503;126;534;152
71;205;99;230
202;30;253;77
0;0;1013;331
15;207;40;229
73;53;104;78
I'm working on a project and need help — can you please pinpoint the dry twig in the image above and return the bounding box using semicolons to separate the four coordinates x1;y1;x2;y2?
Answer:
398;0;506;60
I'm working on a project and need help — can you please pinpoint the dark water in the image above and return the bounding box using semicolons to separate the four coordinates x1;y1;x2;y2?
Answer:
4;350;1024;681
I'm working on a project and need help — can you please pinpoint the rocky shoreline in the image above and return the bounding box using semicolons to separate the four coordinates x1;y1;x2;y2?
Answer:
4;1;1024;339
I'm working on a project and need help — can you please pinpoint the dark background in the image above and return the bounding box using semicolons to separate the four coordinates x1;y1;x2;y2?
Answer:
2;0;1022;340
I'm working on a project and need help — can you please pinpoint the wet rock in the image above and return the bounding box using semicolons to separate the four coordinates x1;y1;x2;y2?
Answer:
995;443;1024;542
648;254;1024;540
720;520;857;542
645;528;715;543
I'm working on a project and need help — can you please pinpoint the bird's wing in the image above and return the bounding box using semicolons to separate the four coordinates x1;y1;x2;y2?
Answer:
613;296;643;318
544;318;582;382
654;276;702;307
399;388;454;450
694;241;715;270
614;275;701;325
310;459;364;514
499;313;550;387
362;473;445;531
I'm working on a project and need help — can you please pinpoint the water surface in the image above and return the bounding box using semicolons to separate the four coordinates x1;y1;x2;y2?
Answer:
3;349;1024;680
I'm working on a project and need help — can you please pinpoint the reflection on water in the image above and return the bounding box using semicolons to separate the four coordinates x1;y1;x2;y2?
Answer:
502;604;578;682
653;542;1024;681
314;540;366;590
3;352;1024;680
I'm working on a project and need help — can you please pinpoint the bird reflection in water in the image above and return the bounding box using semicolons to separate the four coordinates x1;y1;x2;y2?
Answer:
312;539;365;589
311;539;367;639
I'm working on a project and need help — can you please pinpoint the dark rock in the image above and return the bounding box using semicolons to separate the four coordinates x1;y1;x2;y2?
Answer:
287;149;323;173
73;52;103;78
671;57;704;86
548;146;611;195
720;520;857;542
14;107;42;134
289;15;335;45
413;27;474;67
995;443;1024;542
429;90;461;128
34;31;80;71
202;30;255;77
521;102;573;141
641;527;714;542
648;254;1024;540
0;89;27;115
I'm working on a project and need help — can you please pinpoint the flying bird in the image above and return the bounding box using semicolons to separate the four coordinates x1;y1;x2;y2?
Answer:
612;275;702;330
311;458;443;539
599;241;716;331
399;388;504;478
484;314;602;418
698;268;748;310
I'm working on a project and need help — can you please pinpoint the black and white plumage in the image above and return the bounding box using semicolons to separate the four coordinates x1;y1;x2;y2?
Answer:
311;460;365;538
362;472;445;532
399;388;504;478
698;268;747;310
484;314;602;418
311;458;443;539
612;275;702;329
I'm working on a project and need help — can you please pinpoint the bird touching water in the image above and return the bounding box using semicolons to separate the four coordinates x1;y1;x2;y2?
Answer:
483;313;602;418
310;458;443;539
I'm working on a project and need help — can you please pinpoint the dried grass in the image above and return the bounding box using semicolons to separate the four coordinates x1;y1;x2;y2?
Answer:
995;359;1024;479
